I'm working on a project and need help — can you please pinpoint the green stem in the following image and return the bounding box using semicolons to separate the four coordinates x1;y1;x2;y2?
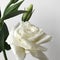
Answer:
3;50;8;60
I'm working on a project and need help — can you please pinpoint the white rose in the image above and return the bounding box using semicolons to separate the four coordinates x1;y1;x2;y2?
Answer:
6;21;51;60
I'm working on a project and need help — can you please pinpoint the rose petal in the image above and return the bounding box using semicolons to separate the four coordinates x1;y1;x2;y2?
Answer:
38;35;52;44
6;21;51;60
6;30;14;44
38;45;47;51
30;30;46;43
11;45;26;60
30;50;48;60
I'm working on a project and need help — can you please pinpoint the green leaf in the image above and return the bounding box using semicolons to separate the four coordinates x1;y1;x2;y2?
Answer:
0;10;1;18
0;47;2;52
10;0;19;4
3;0;24;20
3;0;19;18
0;30;4;52
3;23;9;41
4;42;11;50
3;10;26;20
22;4;33;22
0;22;11;52
0;18;4;31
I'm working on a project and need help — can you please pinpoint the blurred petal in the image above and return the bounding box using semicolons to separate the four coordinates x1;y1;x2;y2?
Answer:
39;35;52;44
31;43;47;51
30;50;48;60
11;45;26;60
38;46;47;51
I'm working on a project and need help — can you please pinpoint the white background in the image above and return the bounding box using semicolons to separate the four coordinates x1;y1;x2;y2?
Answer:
0;0;60;60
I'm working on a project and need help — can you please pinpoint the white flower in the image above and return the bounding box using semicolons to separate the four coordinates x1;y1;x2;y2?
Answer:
6;21;51;60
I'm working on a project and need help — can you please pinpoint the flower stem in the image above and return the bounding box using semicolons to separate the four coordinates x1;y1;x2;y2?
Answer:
3;50;8;60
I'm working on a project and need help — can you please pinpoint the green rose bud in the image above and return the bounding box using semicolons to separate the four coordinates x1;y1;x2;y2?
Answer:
22;4;33;22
